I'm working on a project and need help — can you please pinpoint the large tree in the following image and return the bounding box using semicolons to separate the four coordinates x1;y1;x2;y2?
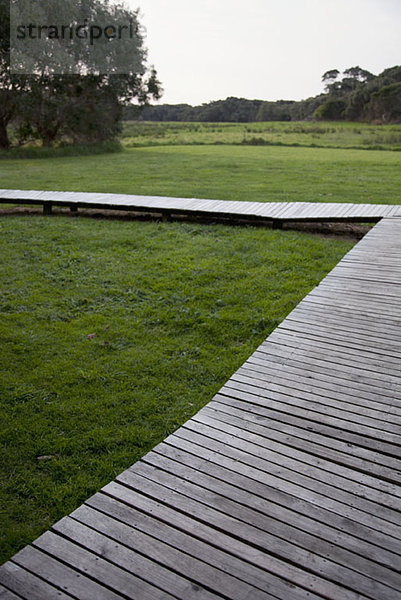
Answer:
1;0;162;148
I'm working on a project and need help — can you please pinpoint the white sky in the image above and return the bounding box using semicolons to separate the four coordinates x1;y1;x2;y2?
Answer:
126;0;401;105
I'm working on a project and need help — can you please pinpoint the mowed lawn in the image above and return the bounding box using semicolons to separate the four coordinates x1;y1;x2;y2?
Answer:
0;215;353;563
1;144;401;204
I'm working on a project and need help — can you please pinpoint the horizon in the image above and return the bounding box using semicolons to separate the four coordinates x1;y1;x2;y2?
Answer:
128;0;401;105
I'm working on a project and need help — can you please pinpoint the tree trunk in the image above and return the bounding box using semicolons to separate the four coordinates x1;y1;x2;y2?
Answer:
0;118;10;150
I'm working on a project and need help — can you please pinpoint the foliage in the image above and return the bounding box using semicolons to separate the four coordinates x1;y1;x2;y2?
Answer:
365;83;401;123
319;65;401;123
255;100;294;122
136;97;263;123
314;99;347;121
0;0;161;148
0;215;353;562
0;0;29;149
128;65;401;125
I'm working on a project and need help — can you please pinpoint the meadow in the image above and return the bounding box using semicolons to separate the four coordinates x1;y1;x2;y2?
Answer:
1;126;401;205
121;120;401;151
0;121;400;563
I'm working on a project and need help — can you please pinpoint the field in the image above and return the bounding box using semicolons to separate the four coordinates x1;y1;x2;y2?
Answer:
122;120;401;151
0;121;400;563
1;126;401;205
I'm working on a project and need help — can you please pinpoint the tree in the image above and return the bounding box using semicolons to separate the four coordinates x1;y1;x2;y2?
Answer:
0;0;29;148
314;99;347;121
322;69;340;93
366;83;401;123
343;66;373;83
1;0;162;147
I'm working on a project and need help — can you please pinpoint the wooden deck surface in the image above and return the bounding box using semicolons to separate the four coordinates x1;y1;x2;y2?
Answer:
1;188;401;223
1;207;401;599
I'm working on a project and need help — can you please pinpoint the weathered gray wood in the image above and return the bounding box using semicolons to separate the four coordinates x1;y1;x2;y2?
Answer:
160;434;401;556
117;466;400;600
230;370;401;423
57;516;276;600
189;412;401;504
204;401;401;483
32;531;174;600
52;517;223;600
238;361;401;410
211;395;401;472
0;561;72;599
0;188;400;223
218;382;401;444
12;544;122;599
103;482;366;600
165;432;401;542
0;586;22;600
248;349;401;399
144;446;401;570
82;494;324;600
177;422;401;530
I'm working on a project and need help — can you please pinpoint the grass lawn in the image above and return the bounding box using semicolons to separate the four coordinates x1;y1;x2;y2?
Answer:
0;215;353;563
1;144;401;204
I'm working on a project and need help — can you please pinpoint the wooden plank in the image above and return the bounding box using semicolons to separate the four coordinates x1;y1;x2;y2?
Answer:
103;482;366;600
156;436;401;557
0;586;22;600
145;444;401;570
117;466;401;600
12;544;123;600
82;494;324;600
31;532;173;600
260;335;401;380
2;211;401;599
165;430;401;542
211;394;401;472
0;561;72;600
0;189;399;224
256;341;396;389
191;410;401;503
51;517;224;600
221;378;401;441
238;360;401;410
230;370;401;423
179;420;401;527
204;401;401;483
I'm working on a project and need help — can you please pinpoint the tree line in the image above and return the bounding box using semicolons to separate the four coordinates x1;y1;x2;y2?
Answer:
128;65;401;124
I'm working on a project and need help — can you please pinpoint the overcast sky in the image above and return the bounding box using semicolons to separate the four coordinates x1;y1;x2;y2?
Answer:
127;0;401;105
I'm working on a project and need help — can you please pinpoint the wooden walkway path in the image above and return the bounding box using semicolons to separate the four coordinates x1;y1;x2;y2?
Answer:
1;188;401;225
1;207;401;599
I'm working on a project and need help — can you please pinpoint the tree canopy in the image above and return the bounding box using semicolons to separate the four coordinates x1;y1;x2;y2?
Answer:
129;65;401;125
0;0;161;148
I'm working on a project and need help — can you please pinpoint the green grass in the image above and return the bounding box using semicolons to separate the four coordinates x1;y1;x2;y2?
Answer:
0;215;353;563
0;144;401;204
122;121;401;151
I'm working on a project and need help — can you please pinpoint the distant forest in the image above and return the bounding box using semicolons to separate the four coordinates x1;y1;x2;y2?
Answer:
125;65;401;123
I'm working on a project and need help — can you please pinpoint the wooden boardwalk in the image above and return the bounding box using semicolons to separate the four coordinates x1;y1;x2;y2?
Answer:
1;188;401;224
1;207;401;599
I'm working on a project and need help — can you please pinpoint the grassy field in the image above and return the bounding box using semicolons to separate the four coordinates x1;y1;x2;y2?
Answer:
1;144;401;205
0;215;353;562
122;120;401;151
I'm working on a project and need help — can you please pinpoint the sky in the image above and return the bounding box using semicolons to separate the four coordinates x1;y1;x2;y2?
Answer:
126;0;401;105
